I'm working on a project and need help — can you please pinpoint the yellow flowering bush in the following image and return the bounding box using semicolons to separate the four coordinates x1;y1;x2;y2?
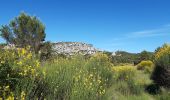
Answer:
0;47;44;99
137;60;154;73
112;66;136;81
152;44;170;88
154;44;170;60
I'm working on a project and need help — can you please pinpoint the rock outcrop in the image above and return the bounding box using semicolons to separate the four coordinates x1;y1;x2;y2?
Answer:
52;42;99;55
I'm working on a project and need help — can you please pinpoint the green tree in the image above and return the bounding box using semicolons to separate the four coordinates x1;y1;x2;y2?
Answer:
0;12;46;53
139;50;153;61
40;41;53;61
154;43;168;54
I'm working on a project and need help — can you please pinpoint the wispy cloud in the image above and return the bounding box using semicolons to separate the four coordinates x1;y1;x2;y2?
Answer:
104;24;170;51
113;24;170;41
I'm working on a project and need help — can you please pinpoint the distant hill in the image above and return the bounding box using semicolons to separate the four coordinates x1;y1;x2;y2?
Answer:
103;50;154;65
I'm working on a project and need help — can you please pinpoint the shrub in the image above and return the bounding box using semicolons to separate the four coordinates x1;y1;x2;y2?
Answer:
145;84;160;95
137;60;154;73
151;44;170;89
112;66;136;81
39;41;53;61
139;50;153;61
0;48;45;99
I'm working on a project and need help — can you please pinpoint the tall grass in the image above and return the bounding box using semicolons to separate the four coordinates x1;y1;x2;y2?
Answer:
42;54;113;100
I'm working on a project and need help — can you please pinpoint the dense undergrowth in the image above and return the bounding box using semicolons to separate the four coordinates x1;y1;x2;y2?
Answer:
0;47;170;100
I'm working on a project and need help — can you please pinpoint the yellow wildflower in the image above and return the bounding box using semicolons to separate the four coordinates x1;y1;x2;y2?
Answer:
17;61;22;65
21;91;26;100
35;60;40;67
1;61;5;64
21;48;26;55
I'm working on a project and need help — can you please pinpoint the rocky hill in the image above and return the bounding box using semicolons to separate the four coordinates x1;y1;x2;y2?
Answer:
52;42;99;55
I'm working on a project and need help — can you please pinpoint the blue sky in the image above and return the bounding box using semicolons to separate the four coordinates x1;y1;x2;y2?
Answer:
0;0;170;53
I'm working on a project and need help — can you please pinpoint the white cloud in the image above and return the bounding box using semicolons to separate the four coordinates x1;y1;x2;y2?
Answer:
113;24;170;41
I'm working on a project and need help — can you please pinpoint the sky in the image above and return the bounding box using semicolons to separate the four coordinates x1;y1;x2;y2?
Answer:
0;0;170;53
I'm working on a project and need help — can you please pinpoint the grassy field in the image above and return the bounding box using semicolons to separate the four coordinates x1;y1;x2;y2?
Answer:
0;49;170;100
41;56;169;100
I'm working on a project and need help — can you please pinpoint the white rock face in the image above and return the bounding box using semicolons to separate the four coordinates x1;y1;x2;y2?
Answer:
52;42;98;55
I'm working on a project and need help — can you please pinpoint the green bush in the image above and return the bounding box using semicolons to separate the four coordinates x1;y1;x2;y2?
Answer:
151;44;170;89
39;41;53;61
137;60;154;73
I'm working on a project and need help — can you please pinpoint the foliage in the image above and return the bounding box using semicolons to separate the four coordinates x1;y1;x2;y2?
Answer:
86;53;114;87
103;50;153;66
0;46;169;99
39;41;53;61
0;12;46;53
111;51;138;65
110;51;140;66
112;66;143;95
137;60;154;73
0;47;45;99
112;66;136;81
14;75;48;100
139;50;153;61
155;89;170;100
43;54;113;100
151;44;170;89
103;51;112;58
145;83;161;95
154;44;168;54
134;50;154;65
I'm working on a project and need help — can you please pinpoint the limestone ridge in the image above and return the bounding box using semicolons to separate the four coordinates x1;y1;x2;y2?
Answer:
52;42;99;55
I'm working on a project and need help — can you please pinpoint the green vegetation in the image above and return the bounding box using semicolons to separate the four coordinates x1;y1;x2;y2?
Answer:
0;48;169;99
152;44;170;88
110;51;139;64
43;54;113;100
137;60;154;73
104;50;154;66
